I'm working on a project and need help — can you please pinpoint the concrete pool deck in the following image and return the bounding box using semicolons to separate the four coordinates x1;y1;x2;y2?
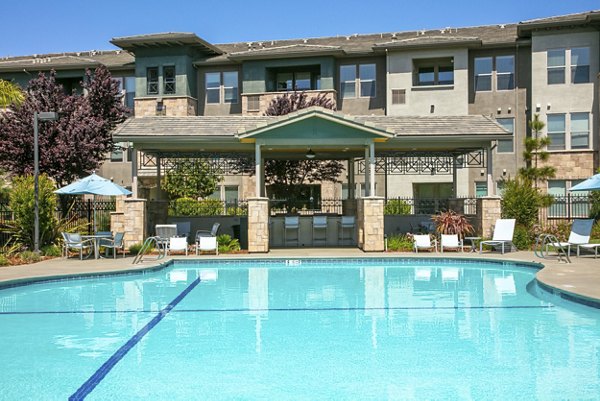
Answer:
0;249;598;304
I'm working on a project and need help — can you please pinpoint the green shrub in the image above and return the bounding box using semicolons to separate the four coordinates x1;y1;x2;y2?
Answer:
501;176;551;229
129;243;146;255
217;234;240;253
168;198;224;216
19;250;41;264
591;222;600;242
9;174;58;249
384;199;411;215
386;234;414;252
512;225;533;250
41;244;61;257
0;254;9;266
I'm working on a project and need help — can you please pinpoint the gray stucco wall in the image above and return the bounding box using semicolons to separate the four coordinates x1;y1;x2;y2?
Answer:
336;56;386;115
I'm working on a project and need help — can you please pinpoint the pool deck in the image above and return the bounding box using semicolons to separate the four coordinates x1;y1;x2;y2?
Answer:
0;249;598;303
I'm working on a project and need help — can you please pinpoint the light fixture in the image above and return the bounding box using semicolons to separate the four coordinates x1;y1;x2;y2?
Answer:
535;103;541;112
306;148;316;159
480;169;485;176
497;107;502;114
503;169;507;176
547;103;551;110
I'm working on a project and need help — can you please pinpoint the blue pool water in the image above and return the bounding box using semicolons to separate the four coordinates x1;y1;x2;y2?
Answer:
1;258;600;400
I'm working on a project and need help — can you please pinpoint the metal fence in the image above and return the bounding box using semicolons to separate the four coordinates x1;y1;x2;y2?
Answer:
539;195;593;228
384;197;478;216
0;198;116;246
269;198;343;215
166;199;248;216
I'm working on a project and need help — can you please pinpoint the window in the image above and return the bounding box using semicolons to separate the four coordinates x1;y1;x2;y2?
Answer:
359;64;376;97
247;95;260;111
570;113;589;149
225;185;239;205
414;58;454;86
276;71;312;91
340;65;356;98
110;142;126;162
391;89;406;105
547;49;565;85
474;57;492;91
547;114;566;150
571;47;590;84
223;72;238;103
475;182;488;197
339;64;376;98
124;77;136;110
147;67;158;95
496;118;514;153
548;180;567;217
163;66;176;94
496;55;515;90
205;71;238;104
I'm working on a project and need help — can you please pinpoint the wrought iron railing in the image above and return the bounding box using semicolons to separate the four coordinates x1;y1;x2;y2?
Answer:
384;197;478;216
269;198;343;215
166;199;248;216
539;195;592;227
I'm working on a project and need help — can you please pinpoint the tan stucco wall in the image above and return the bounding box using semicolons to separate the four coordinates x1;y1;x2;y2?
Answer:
134;96;198;117
386;48;469;116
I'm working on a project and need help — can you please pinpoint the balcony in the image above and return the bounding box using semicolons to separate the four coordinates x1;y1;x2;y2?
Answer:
241;90;337;115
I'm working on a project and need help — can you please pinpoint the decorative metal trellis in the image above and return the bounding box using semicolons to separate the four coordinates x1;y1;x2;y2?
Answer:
139;152;254;176
357;149;486;175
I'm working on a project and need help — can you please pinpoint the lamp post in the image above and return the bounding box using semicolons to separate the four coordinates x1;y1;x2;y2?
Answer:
33;111;58;253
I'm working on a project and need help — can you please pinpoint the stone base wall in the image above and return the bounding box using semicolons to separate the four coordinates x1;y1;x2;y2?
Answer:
241;90;337;115
358;197;384;252
540;151;596;179
134;96;198;117
476;196;502;239
248;197;269;253
111;198;147;249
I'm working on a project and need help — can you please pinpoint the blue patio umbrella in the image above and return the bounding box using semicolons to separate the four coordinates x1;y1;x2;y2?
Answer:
569;174;600;191
55;173;131;232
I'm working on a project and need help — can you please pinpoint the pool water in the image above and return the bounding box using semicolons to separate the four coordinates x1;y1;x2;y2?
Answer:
1;258;599;400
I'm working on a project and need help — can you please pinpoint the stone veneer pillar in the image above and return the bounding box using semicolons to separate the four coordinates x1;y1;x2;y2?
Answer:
111;198;147;249
476;196;502;239
247;197;270;253
357;197;385;252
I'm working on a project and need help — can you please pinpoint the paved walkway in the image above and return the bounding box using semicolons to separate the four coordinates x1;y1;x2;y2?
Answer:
0;249;597;303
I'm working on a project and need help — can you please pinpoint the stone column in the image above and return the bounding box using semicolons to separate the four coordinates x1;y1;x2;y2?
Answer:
476;196;502;238
486;146;495;196
364;147;370;197
358;197;385;252
248;197;269;253
111;198;147;249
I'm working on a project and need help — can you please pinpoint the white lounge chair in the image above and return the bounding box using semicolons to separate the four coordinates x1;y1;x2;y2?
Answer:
440;234;463;253
413;234;437;253
479;219;516;254
544;219;594;257
197;236;218;255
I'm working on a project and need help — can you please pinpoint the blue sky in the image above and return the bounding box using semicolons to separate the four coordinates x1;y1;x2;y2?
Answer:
1;0;598;57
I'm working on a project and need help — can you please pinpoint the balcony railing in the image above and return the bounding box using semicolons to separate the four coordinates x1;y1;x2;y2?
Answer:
241;89;337;115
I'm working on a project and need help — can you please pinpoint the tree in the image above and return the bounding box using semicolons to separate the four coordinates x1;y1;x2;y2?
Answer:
162;159;221;199
258;92;344;201
0;79;24;108
0;66;128;186
501;175;552;229
519;114;555;187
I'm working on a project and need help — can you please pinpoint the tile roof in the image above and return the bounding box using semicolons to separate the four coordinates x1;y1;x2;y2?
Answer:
113;111;509;140
0;50;134;72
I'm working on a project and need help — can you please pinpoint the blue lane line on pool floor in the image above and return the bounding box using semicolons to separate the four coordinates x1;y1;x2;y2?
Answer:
68;277;201;401
2;305;553;315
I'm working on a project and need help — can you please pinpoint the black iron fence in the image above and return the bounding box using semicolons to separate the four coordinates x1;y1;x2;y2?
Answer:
269;198;343;215
539;195;593;228
0;198;116;246
167;199;248;216
384;197;478;216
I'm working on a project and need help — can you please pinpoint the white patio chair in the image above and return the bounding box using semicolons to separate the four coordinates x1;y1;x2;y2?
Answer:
168;237;188;256
413;234;437;253
479;219;516;254
284;216;300;247
312;216;328;246
197;236;218;255
440;234;463;253
156;224;178;253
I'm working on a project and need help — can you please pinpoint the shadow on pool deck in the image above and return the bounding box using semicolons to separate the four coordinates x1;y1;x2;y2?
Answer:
0;249;598;303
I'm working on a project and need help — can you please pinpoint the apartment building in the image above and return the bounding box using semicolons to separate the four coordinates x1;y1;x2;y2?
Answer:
0;10;598;207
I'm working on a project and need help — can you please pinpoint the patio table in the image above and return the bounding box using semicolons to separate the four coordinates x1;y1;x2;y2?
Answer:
82;233;113;259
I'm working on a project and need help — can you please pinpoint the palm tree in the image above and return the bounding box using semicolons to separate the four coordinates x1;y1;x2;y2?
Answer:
0;79;24;108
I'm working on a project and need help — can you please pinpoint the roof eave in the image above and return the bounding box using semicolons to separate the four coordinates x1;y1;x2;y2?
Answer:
228;49;346;61
373;39;482;51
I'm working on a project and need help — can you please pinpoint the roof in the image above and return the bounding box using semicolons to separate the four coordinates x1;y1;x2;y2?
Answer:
228;44;345;60
110;32;223;55
0;50;134;72
518;10;600;34
113;110;510;141
373;36;482;50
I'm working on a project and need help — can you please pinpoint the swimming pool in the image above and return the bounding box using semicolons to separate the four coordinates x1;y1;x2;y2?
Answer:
1;258;599;400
